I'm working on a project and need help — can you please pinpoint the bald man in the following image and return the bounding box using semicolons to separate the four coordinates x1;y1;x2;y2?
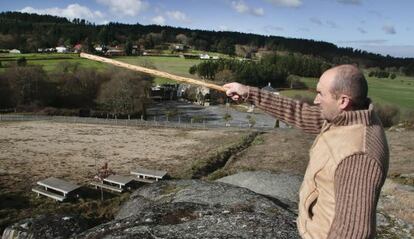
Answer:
223;65;389;239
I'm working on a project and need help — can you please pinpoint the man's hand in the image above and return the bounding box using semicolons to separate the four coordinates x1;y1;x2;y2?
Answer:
223;82;249;102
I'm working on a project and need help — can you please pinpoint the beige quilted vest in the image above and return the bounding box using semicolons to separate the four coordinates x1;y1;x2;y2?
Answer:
297;122;366;239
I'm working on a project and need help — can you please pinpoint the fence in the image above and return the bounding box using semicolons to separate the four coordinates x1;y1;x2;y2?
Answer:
0;114;278;131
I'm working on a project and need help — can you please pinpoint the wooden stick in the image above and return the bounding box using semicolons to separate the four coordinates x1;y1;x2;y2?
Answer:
80;52;226;92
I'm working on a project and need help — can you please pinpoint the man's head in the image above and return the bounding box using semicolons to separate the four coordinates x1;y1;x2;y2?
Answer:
314;64;368;121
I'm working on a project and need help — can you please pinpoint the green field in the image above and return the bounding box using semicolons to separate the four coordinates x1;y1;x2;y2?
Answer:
281;76;414;114
0;53;201;85
114;56;202;84
0;53;107;72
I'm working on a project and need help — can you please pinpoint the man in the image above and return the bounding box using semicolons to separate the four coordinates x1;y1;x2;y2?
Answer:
223;64;389;239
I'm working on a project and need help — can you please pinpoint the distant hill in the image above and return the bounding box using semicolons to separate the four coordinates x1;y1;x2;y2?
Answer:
1;11;413;70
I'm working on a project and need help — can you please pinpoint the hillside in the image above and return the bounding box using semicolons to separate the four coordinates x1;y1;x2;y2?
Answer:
1;11;414;71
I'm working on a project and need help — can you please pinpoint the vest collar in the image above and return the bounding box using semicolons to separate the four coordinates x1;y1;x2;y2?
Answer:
330;102;374;127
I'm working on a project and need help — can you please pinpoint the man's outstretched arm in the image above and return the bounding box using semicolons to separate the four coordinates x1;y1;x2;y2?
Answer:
327;155;385;239
223;82;324;134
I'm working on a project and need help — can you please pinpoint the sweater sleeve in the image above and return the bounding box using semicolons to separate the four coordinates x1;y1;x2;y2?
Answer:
327;154;385;239
248;87;324;134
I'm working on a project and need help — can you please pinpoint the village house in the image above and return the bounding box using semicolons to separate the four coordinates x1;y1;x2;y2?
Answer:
199;54;210;59
105;46;125;56
55;46;68;53
9;49;21;54
73;44;83;53
150;84;179;101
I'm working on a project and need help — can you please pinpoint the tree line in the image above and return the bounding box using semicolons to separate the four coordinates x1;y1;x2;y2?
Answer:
189;54;331;87
1;11;414;72
0;62;152;117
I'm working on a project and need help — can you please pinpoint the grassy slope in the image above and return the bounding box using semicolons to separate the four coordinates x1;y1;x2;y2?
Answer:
0;53;107;72
114;56;202;84
281;76;414;114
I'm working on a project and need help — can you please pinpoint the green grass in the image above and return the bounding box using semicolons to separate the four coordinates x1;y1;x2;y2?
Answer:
0;53;107;72
281;75;414;114
115;56;201;78
114;56;203;85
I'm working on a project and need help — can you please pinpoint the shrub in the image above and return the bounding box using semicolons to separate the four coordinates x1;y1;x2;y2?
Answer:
390;73;396;79
375;104;400;127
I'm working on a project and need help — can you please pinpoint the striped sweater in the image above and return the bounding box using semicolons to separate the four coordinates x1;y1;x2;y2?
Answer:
247;87;389;239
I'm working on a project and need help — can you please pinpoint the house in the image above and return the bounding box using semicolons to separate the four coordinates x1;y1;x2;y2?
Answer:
94;45;105;52
173;44;185;51
261;82;279;95
73;44;83;53
38;48;57;53
9;49;21;54
200;54;210;59
105;46;125;56
150;84;179;101
55;46;68;53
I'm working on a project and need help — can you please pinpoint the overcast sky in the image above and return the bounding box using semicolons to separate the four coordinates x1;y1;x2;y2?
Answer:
2;0;413;58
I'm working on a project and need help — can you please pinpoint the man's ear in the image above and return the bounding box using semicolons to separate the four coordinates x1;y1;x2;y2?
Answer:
338;95;352;110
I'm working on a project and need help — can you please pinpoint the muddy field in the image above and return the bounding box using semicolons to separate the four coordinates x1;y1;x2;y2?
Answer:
0;121;249;231
0;121;249;191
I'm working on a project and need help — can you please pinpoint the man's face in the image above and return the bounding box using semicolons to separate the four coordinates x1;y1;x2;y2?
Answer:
314;70;342;121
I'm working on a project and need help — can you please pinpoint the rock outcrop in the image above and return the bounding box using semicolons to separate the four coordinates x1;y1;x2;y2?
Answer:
216;171;302;208
2;179;299;239
78;179;300;238
2;214;88;239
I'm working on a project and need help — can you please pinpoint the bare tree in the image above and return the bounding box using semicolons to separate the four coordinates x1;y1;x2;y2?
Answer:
97;71;152;117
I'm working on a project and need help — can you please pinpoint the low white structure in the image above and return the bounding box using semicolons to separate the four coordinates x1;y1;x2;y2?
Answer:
55;46;68;53
9;49;21;54
200;54;210;59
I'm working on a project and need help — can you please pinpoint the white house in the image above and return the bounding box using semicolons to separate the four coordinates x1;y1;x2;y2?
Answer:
199;54;210;59
55;46;68;53
262;82;279;95
173;44;185;51
9;49;21;54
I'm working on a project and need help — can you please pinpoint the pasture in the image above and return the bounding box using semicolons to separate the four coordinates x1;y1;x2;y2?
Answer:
281;76;414;114
115;55;202;84
0;53;107;72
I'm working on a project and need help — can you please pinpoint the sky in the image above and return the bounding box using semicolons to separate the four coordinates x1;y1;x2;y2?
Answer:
1;0;413;58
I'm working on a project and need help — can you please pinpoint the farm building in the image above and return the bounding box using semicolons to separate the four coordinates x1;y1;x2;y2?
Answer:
55;46;68;53
9;49;21;54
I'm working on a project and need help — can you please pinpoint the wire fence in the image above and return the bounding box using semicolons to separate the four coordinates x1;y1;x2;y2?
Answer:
0;114;278;132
